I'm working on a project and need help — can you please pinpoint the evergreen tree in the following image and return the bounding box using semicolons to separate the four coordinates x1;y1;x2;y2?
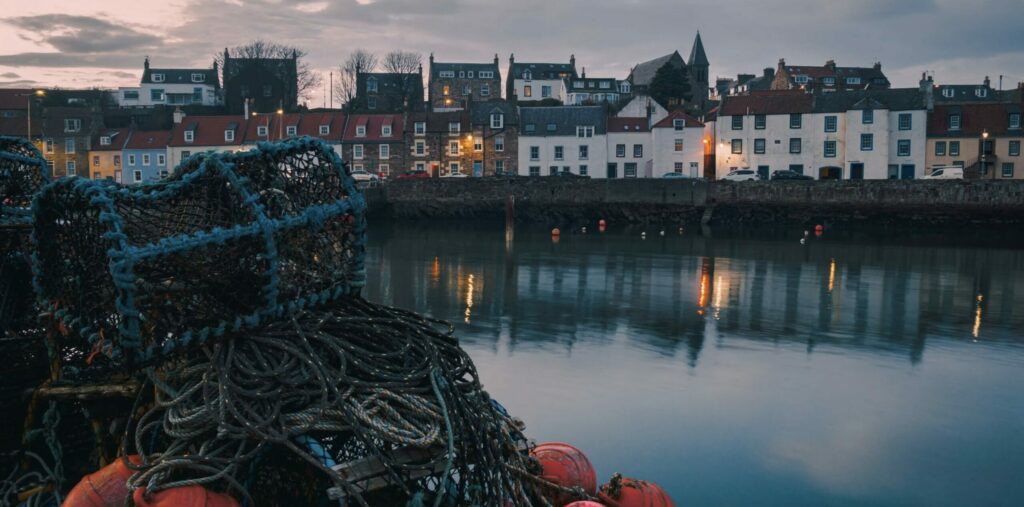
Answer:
649;62;692;108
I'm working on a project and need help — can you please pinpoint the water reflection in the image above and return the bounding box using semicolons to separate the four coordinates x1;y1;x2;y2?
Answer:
363;224;1024;365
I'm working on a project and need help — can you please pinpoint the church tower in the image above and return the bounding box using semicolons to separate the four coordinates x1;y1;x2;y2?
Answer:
688;31;710;110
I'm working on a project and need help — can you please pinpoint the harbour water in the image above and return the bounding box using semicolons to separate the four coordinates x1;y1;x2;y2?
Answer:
363;223;1024;507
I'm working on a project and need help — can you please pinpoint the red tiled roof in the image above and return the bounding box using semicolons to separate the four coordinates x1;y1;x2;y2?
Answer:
169;115;248;147
91;128;131;151
652;110;705;129
928;103;1023;137
243;112;347;143
720;90;814;116
125;130;172;150
608;117;650;133
343;114;404;142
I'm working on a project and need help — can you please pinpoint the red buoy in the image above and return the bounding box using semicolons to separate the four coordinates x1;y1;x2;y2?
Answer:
552;228;561;237
598;474;675;507
530;442;598;506
566;502;606;507
64;455;141;507
598;219;607;227
132;485;239;507
815;224;824;232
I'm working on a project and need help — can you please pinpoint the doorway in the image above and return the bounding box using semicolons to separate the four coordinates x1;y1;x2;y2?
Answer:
818;166;842;180
607;163;618;178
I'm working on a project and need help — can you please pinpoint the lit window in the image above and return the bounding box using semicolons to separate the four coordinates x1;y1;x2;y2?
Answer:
674;139;684;152
449;141;459;155
523;85;532;97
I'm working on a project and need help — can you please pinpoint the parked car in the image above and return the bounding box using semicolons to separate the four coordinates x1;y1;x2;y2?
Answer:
396;170;431;180
770;170;813;181
661;172;689;179
350;170;379;183
922;166;964;180
440;172;469;178
554;171;590;179
722;170;760;182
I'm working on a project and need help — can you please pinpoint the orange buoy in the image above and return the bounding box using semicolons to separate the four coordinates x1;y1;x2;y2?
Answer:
64;455;141;507
598;219;607;228
566;502;606;507
552;228;561;237
132;485;239;507
598;474;675;507
530;442;597;506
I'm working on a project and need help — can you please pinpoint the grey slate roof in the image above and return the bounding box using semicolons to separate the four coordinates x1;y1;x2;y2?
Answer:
519;106;606;137
431;62;500;78
933;84;1005;103
628;51;684;86
812;88;926;113
509;62;576;80
689;33;709;67
564;77;619;93
142;68;219;87
470;101;519;126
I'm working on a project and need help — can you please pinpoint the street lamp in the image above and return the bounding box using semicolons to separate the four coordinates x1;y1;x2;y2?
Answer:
981;129;990;179
276;109;284;140
17;89;45;142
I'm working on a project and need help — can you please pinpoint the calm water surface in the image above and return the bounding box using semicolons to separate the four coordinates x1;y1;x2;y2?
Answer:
362;223;1024;507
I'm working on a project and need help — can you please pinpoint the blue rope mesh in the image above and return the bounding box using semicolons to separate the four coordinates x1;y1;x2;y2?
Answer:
1;136;49;333
31;136;366;365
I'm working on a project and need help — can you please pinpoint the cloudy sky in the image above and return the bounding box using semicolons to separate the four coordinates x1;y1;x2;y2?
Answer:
1;0;1022;105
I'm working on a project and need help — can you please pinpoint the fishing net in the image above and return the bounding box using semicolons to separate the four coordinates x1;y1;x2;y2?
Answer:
124;299;556;507
32;137;367;367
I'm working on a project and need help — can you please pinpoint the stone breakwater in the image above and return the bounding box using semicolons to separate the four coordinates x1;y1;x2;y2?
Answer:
364;178;1024;228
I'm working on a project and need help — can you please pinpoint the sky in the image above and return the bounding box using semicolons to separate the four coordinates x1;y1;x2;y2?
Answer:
1;0;1023;106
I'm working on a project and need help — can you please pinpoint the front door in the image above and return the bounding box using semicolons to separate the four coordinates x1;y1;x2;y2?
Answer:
850;163;864;180
473;160;483;177
607;163;618;179
757;165;769;180
819;166;842;180
900;164;915;179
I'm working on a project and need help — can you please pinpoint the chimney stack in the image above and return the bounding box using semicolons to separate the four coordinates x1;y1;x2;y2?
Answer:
243;98;250;119
173;107;185;124
984;76;991;88
144;56;150;70
494;53;499;66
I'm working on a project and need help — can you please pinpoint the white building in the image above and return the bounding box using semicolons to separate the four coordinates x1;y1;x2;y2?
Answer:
651;110;706;178
560;74;629;106
518;106;607;177
606;117;652;178
617;95;669;126
506;55;576;102
715;89;928;179
118;58;221;108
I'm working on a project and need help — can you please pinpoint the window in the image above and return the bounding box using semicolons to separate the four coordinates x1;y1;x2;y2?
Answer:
523;70;532;81
529;166;540;176
549;166;558;175
624;162;637;178
442;84;450;96
949;114;961;130
674;162;684;173
794;75;809;84
823;77;835;86
113;155;120;166
92;155;100;166
754;138;766;154
353;145;364;159
673;119;685;131
158;154;166;166
380;124;392;137
100;136;111;146
65;138;75;154
674;139;684;152
825;116;837;132
861;133;873;151
789;164;804;174
495;160;504;174
467;71;474;78
731;116;743;130
790;114;802;129
579;145;588;159
950;141;960;156
286;126;297;136
415;141;425;155
128;154;136;165
824;140;837;158
143;154;151;166
577;126;594;138
490;114;504;129
863;109;874;124
449;122;460;135
899;113;912;131
941;88;954;98
1010;140;1020;157
191;73;205;83
480;71;494;79
192;87;203;103
473;139;482;152
379;164;389;175
415;122;426;135
1002;163;1015;178
523;85;532;97
898;139;911;157
182;151;191;159
415;162;426;172
1010;113;1021;130
616;144;625;157
554;146;564;160
439;71;454;78
224;129;234;142
524;123;536;133
367;78;377;92
152;73;164;83
847;77;862;85
976;88;987;98
542;86;552;98
530;146;539;160
935;142;947;156
123;90;139;100
546;123;557;132
633;144;643;158
258;126;268;136
133;170;142;182
380;144;390;158
449;141;459;155
93;171;101;180
151;89;164;101
731;139;743;154
319;125;330;135
481;84;490;96
64;119;82;132
353;164;363;172
579;164;588;176
45;139;53;154
184;130;194;143
789;138;802;154
495;136;504;152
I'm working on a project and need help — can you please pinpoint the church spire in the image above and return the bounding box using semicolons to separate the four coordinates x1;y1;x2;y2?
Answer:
689;31;709;67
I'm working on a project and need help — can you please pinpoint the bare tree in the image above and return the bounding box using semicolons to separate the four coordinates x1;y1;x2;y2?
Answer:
334;49;378;109
216;39;322;107
382;50;422;75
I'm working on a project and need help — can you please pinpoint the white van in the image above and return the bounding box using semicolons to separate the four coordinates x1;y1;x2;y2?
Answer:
922;166;964;180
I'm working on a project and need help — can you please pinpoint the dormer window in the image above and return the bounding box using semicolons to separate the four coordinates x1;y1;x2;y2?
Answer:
523;70;532;81
942;88;954;98
620;82;630;93
286;126;297;136
600;81;610;89
547;123;557;132
576;125;594;138
449;122;460;135
184;130;194;143
847;77;862;85
673;119;684;131
257;125;268;136
490;114;504;129
382;124;392;137
224;129;235;142
152;73;165;82
574;81;584;88
439;71;455;78
975;88;987;98
949;114;961;130
823;77;835;86
468;71;474;78
100;136;111;146
414;122;426;135
355;125;366;137
319;125;330;135
191;73;205;83
794;75;809;84
367;77;378;93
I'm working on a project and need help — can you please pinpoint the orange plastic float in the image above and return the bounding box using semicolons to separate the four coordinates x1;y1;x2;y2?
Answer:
132;485;240;507
64;455;141;507
530;442;598;506
598;473;675;507
565;502;607;507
